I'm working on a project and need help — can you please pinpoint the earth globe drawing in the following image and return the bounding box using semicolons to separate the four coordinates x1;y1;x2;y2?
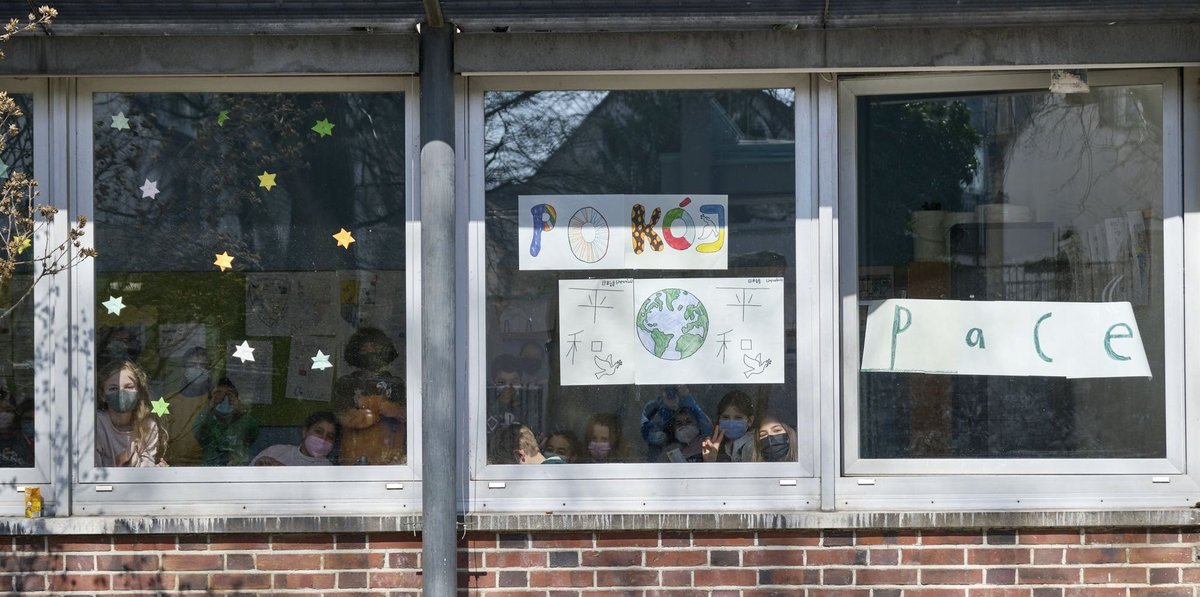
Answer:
635;288;709;360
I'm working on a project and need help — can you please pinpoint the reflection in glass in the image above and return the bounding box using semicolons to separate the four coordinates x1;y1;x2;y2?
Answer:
93;91;406;467
484;89;798;465
0;93;35;468
857;85;1165;458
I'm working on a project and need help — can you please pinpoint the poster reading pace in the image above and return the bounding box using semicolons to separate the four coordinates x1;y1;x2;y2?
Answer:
518;195;728;271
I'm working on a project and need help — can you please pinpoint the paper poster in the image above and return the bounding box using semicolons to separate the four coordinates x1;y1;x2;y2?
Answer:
224;340;274;405
158;323;207;359
558;277;784;386
246;272;341;337
286;335;335;402
520;195;728;271
860;299;1151;379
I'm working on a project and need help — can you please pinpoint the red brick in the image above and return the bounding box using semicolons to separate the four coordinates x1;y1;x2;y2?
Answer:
694;568;756;587
335;534;369;549
12;536;45;552
176;572;210;591
581;550;641;567
986;568;1016;584
48;573;111;591
1085;529;1148;544
969;548;1030;565
651;591;712;597
856;568;919;585
0;554;62;572
1182;567;1200;583
1018;567;1080;584
806;547;858;565
370;570;422;588
275;572;336;589
597;569;659;587
490;592;552;597
162;554;223;571
901;548;965;565
65;555;95;571
968;589;1028;597
823;568;852;585
48;536;112;552
372;532;424;551
207;533;269;551
325;552;385;569
110;572;175;590
112;536;176;551
692;532;755;547
810;590;868;597
661;569;692;586
531;532;595;549
1064;547;1126;564
870;548;900;565
1129;590;1191;597
922;530;984;545
464;533;497;550
742;549;805;567
757;531;821;546
487;551;549;568
225;553;254;570
660;532;691;547
530;570;595;587
340;571;368;588
271;533;331;550
210;572;271;590
257;552;323;571
856;530;918;545
1083;566;1148;584
1018;529;1081;545
904;590;967;597
824;531;855;546
391;552;419;569
922;568;985;585
595;532;659;548
1149;529;1181;543
95;554;159;571
1150;567;1180;584
1130;547;1194;564
759;568;818;585
1065;589;1126;597
176;534;208;551
1032;548;1063;564
644;550;706;567
11;573;45;592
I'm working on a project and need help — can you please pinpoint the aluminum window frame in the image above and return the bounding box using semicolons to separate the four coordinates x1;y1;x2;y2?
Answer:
834;69;1197;510
464;74;821;513
70;76;423;516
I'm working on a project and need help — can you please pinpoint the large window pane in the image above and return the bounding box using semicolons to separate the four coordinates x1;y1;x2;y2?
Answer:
484;89;798;465
0;93;34;468
92;91;406;468
856;84;1165;458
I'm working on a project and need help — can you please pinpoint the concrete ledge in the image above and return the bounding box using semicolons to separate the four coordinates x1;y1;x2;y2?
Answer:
2;509;1200;536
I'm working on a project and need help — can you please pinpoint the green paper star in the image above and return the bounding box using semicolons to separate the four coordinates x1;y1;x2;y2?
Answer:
0;162;8;179
217;110;230;126
150;397;170;417
311;118;334;138
110;112;130;130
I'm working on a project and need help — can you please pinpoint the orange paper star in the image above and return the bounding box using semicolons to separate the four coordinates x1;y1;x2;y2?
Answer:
333;228;356;249
213;251;234;271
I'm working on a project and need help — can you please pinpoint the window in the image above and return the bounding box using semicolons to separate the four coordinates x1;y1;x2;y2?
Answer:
469;75;819;511
73;78;419;514
837;71;1189;506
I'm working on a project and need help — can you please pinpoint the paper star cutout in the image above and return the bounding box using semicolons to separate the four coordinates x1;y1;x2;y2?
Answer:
0;162;9;179
311;350;333;370
110;112;130;130
101;295;125;316
213;251;234;271
150;397;170;417
16;236;30;254
232;340;255;363
217;110;230;126
257;171;277;191
311;118;335;138
140;179;160;199
333;228;355;249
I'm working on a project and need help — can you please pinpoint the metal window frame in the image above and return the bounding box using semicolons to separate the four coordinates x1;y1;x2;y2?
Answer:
69;76;423;516
464;73;821;513
833;69;1198;510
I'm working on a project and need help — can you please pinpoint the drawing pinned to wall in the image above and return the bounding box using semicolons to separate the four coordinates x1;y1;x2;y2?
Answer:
287;335;335;402
246;272;341;337
224;340;273;405
519;195;728;271
558;277;783;386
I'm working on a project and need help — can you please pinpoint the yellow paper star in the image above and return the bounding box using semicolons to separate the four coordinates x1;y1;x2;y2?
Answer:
333;228;356;249
213;251;234;271
150;397;170;417
257;171;277;191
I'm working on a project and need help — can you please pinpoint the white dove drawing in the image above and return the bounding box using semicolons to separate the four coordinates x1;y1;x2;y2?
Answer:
743;353;771;378
594;354;623;379
696;213;718;242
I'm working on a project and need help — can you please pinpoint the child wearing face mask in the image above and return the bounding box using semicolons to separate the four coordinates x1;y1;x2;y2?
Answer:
640;385;712;461
660;408;709;463
252;411;339;466
541;430;581;464
333;327;406;465
95;360;168;467
161;346;212;466
192;378;259;466
701;390;756;462
583;413;627;463
751;414;797;462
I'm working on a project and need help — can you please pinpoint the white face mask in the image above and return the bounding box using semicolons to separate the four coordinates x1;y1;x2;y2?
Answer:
674;424;699;444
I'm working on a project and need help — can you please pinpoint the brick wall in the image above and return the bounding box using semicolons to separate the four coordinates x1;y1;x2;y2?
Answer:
3;527;1199;595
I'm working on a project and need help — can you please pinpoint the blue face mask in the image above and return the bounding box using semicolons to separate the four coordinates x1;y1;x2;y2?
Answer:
719;419;748;440
215;399;233;415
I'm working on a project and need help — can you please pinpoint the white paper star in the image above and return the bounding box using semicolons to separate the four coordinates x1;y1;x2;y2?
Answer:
311;350;332;370
101;296;125;316
110;112;130;130
140;179;160;199
232;340;255;363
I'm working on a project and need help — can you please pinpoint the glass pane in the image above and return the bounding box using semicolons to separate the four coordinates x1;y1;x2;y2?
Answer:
484;89;799;465
92;91;406;467
0;93;35;468
856;84;1165;458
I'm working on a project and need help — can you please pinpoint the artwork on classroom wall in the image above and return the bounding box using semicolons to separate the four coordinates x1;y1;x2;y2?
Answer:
245;272;342;337
286;335;335;402
158;323;207;360
224;340;274;405
860;298;1151;379
519;194;728;271
558;277;784;386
